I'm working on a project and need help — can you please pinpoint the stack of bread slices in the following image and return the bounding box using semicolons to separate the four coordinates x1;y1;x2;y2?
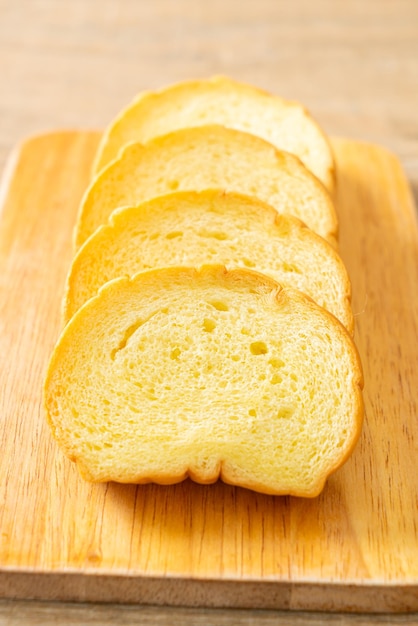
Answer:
44;76;364;497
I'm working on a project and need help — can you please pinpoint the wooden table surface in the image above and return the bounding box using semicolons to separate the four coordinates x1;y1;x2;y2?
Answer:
0;1;417;624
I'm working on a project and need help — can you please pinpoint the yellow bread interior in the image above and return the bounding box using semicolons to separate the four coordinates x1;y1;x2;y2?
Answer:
45;266;363;497
92;75;335;193
65;190;352;332
74;125;337;249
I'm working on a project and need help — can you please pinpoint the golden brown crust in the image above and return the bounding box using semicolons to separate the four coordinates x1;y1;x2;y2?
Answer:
75;125;338;249
66;188;350;332
92;76;336;193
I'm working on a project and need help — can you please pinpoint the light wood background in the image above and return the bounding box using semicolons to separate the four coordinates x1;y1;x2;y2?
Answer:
0;1;417;624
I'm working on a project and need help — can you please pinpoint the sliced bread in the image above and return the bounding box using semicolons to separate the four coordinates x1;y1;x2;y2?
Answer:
92;75;335;193
44;266;363;496
74;125;338;249
64;190;352;332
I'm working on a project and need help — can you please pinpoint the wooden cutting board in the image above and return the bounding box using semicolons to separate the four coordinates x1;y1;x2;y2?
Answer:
0;132;417;613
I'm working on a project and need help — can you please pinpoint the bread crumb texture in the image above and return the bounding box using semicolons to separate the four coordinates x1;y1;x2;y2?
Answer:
45;266;363;497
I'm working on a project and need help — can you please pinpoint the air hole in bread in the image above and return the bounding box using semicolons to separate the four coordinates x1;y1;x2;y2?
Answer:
282;262;302;274
170;347;181;360
168;179;179;190
110;319;145;359
242;258;256;268
111;311;169;360
248;408;257;417
250;341;268;355
269;357;285;369
208;300;229;311
197;229;229;241
165;231;183;239
203;318;216;332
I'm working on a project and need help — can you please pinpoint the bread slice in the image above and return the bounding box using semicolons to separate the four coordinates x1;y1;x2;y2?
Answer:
74;125;337;249
45;266;363;496
92;75;335;193
64;190;353;333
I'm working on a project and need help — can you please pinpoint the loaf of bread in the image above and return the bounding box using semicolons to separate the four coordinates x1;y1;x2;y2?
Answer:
64;190;352;332
45;77;363;496
74;125;337;249
91;75;335;193
44;266;363;496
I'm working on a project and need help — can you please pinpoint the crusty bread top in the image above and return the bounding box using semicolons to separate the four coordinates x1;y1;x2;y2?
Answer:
92;75;335;193
65;190;352;332
45;265;363;496
74;125;338;249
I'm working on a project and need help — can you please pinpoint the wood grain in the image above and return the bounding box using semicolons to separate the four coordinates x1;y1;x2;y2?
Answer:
1;599;417;626
1;0;418;186
1;1;417;623
0;131;417;613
